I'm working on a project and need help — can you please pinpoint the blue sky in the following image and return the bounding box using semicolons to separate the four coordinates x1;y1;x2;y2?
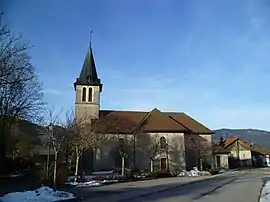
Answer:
3;0;270;130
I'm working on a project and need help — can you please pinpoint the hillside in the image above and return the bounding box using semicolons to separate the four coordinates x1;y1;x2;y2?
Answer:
213;129;270;149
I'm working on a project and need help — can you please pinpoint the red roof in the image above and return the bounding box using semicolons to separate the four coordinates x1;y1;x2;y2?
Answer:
93;108;213;134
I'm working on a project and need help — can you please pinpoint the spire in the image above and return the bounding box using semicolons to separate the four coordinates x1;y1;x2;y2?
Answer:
74;34;102;91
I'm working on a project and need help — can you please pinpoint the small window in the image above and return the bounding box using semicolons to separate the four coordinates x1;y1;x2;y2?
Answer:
82;87;86;101
88;87;93;102
160;137;166;149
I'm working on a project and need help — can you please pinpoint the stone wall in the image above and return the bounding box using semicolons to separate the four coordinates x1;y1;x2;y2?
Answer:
214;154;229;169
91;132;186;172
75;85;101;120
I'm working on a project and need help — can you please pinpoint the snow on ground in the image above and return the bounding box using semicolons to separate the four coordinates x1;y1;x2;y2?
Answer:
92;170;114;175
9;174;23;178
178;167;211;177
67;175;95;182
67;181;102;188
0;187;75;202
260;181;270;202
66;180;119;188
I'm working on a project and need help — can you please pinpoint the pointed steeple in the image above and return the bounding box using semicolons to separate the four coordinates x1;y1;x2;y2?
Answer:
74;45;102;91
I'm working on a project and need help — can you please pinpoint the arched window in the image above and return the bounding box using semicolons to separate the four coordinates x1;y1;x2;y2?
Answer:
160;137;167;149
88;87;93;102
82;87;86;101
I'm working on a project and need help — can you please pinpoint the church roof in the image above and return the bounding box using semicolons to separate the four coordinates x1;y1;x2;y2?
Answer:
93;108;213;134
165;112;212;134
74;46;102;90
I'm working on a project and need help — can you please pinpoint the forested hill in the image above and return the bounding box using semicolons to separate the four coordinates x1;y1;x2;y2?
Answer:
213;129;270;148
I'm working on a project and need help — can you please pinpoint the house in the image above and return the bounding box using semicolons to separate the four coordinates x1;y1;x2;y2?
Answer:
218;137;265;168
73;44;214;172
212;142;230;169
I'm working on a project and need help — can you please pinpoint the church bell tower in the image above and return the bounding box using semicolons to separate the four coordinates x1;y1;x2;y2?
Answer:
74;44;102;121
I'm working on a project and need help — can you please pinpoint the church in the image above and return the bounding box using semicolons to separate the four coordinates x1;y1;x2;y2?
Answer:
73;44;214;172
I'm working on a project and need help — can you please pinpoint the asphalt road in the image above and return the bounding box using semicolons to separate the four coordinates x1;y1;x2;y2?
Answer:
126;171;270;202
80;169;270;202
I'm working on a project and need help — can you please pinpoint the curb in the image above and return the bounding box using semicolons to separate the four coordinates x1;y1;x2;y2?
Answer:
258;181;266;202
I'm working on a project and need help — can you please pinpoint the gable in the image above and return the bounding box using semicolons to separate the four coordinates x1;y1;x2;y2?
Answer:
220;137;238;148
140;109;188;132
221;138;265;155
228;143;249;152
166;112;213;134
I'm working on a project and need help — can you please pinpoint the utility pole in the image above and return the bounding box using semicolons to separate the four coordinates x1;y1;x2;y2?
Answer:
46;123;53;180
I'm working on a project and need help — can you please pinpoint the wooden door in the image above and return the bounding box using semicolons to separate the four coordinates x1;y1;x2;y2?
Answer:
161;158;167;171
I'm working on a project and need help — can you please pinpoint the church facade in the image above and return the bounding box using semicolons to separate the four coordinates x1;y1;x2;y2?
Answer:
73;45;214;172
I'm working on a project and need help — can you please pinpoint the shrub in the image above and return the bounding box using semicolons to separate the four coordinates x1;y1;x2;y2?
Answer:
209;167;227;175
148;171;172;178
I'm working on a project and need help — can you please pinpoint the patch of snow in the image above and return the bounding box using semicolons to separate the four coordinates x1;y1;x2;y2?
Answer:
92;170;114;175
101;179;119;184
260;181;270;202
67;175;95;182
218;169;227;174
66;179;119;188
68;181;102;188
67;176;77;182
134;172;150;179
0;186;75;202
9;174;21;178
178;167;211;177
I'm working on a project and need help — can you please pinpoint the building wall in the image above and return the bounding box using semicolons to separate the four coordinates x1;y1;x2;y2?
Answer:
229;144;252;167
92;132;186;172
144;132;186;171
264;155;270;167
184;134;213;170
199;134;213;167
230;144;252;160
214;154;229;169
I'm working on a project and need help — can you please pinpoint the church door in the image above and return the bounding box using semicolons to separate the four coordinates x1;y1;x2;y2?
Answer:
161;158;167;171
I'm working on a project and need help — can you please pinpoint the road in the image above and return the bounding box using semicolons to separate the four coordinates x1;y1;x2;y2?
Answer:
79;168;270;202
128;172;265;202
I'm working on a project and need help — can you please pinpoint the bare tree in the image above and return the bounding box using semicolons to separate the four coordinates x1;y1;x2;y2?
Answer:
64;112;92;179
185;134;212;170
64;111;112;176
137;134;163;172
39;106;67;187
0;23;44;174
114;136;133;176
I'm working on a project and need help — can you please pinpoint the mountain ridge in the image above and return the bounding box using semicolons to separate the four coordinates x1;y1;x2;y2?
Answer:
213;128;270;149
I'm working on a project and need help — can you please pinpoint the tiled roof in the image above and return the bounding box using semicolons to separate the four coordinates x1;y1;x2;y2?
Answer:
218;137;265;155
93;108;212;134
165;112;213;134
239;141;265;155
140;109;188;132
219;137;238;148
212;143;230;154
